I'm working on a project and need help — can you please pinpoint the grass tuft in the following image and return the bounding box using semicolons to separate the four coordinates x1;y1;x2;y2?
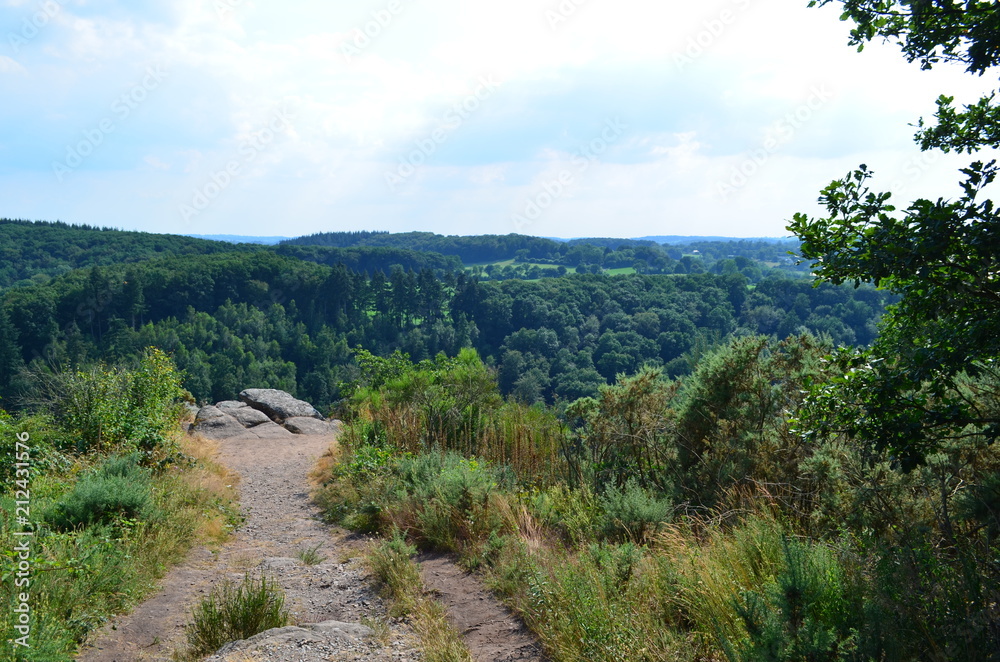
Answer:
183;572;290;658
296;543;327;566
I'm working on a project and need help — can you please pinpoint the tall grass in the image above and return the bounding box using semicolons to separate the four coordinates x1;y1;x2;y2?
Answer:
367;532;473;662
342;348;565;485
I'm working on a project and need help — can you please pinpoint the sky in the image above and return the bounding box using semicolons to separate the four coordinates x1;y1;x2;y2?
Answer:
1;0;998;240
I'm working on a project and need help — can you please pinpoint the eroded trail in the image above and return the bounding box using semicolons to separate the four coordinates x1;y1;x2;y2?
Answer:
77;431;420;661
418;554;546;662
77;429;547;662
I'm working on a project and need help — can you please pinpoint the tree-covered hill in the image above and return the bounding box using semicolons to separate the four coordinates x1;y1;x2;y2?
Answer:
0;219;466;291
0;239;890;412
280;231;565;263
274;244;463;274
279;229;808;277
0;218;255;290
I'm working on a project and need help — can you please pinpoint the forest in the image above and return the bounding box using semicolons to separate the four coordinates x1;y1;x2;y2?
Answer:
0;224;888;413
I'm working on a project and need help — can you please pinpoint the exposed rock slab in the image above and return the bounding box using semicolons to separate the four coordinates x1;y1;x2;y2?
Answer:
228;406;272;428
239;388;324;423
215;400;247;410
244;421;294;439
192;406;247;440
284;416;334;435
208;621;374;660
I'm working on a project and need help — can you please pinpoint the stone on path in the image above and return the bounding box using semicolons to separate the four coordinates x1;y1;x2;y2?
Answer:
228;406;272;428
208;621;373;660
239;388;324;423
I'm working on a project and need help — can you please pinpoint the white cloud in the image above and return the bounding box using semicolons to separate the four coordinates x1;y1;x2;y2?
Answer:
0;55;27;74
1;0;996;238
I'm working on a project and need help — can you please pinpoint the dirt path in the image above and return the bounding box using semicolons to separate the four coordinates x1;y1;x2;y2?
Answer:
76;429;546;661
418;554;546;662
76;431;420;661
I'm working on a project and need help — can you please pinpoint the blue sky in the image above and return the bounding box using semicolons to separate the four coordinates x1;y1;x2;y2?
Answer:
1;0;997;239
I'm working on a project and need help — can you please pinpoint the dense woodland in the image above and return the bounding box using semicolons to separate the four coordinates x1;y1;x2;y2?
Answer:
0;223;888;413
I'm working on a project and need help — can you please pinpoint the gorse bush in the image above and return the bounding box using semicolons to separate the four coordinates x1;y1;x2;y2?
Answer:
565;335;830;510
46;454;155;530
185;572;290;658
598;478;672;543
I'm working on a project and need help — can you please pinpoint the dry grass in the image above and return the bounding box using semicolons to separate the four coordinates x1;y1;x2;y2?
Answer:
653;513;786;643
178;432;240;545
308;439;342;486
495;496;548;554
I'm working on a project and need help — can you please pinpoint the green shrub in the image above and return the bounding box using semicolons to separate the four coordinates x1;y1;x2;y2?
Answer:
184;572;290;657
721;537;858;662
40;347;184;456
398;453;513;550
47;456;154;530
529;483;599;545
598;478;672;543
96;452;147;480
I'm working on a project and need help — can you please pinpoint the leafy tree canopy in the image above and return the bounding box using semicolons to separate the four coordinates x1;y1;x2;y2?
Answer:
792;0;1000;467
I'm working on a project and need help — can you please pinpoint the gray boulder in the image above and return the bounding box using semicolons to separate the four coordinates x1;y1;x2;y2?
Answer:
228;406;272;428
284;417;335;435
192;406;246;439
239;388;323;423
216;400;247;410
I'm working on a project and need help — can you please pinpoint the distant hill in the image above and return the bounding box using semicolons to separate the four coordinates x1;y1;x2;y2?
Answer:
280;231;563;264
636;235;791;245
185;234;292;245
0;219;252;290
274;244;463;274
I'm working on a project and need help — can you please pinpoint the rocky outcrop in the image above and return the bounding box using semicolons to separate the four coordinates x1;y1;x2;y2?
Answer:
192;406;246;439
239;389;323;423
228;406;272;428
190;389;338;439
283;417;335;435
206;621;374;661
